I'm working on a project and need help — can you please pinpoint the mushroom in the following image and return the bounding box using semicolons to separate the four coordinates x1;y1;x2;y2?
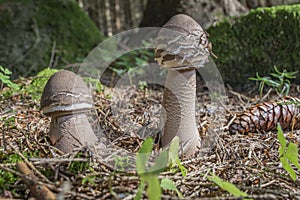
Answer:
41;70;98;153
155;14;212;156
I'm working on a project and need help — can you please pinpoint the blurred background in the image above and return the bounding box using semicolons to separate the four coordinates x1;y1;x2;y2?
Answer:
1;0;300;90
77;0;300;35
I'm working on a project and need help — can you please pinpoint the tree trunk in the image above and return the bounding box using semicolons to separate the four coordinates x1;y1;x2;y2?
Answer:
140;0;248;28
140;0;181;27
78;0;300;35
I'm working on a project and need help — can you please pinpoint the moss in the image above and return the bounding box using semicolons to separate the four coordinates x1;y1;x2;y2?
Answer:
0;150;41;195
22;68;59;101
0;152;22;194
0;0;104;78
208;5;300;90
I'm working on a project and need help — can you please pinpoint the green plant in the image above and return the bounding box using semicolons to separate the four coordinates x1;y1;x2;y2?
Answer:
277;123;300;181
82;175;96;186
0;149;44;196
83;77;104;93
0;65;19;91
41;167;55;178
135;137;166;200
208;5;300;88
110;49;154;85
21;68;59;100
135;137;183;200
2;116;16;128
105;93;112;99
0;169;19;193
138;81;147;91
168;136;187;176
0;0;104;77
160;178;183;198
249;66;297;96
113;156;132;172
277;97;300;108
69;152;90;173
0;152;23;193
207;173;248;198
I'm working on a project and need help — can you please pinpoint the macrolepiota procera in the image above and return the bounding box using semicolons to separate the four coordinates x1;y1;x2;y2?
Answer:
40;70;99;153
155;14;213;157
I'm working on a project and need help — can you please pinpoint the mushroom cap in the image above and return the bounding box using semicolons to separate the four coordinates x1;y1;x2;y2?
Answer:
40;70;93;116
155;14;212;69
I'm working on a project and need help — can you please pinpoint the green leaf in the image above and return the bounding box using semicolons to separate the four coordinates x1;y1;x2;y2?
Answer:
138;137;153;154
109;67;125;75
273;66;280;74
265;79;280;87
136;137;153;175
277;124;286;148
279;146;285;158
0;66;12;75
169;136;180;164
148;150;168;175
146;175;161;200
207;174;247;197
4;68;11;75
0;69;20;91
135;57;147;66
286;143;300;170
0;75;10;84
280;157;296;181
176;159;187;177
258;81;264;97
284;71;298;78
81;176;96;185
250;66;297;96
167;136;187;176
134;181;145;200
160;178;183;198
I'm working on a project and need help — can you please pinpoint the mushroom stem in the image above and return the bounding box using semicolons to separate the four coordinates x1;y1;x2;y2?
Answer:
49;113;98;153
161;68;201;156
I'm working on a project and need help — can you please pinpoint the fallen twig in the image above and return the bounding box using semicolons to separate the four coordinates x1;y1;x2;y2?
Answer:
16;161;56;200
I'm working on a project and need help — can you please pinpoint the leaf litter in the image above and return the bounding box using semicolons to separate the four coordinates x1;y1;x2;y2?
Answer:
0;77;300;199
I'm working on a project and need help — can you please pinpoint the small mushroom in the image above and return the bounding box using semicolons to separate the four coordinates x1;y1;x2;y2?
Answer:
41;70;98;153
155;14;212;156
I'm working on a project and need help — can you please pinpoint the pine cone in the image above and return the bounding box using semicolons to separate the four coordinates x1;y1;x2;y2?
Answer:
229;97;300;134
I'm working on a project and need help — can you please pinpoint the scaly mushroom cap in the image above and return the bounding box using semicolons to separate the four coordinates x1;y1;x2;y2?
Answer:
155;14;212;69
41;70;93;116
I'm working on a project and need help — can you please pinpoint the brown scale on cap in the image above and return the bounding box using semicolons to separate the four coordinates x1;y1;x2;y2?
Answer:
155;14;215;70
229;96;300;134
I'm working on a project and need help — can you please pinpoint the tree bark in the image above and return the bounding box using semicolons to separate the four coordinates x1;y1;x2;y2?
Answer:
140;0;181;27
140;0;248;28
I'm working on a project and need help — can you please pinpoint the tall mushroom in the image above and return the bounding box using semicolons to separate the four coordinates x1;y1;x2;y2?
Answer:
41;70;98;153
155;14;212;156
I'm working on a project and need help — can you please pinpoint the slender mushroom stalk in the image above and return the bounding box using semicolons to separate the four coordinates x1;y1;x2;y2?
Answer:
40;70;98;153
155;14;212;156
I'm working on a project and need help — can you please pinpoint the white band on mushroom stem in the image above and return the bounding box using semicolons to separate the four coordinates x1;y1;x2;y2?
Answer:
42;103;93;116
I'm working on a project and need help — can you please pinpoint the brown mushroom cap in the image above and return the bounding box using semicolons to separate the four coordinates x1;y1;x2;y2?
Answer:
41;70;93;116
155;14;211;69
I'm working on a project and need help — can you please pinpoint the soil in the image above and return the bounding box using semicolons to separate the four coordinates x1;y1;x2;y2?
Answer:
1;79;300;199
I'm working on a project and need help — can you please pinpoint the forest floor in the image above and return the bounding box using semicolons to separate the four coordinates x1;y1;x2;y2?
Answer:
1;78;300;199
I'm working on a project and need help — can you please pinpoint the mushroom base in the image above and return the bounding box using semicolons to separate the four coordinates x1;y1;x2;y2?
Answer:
49;113;98;153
